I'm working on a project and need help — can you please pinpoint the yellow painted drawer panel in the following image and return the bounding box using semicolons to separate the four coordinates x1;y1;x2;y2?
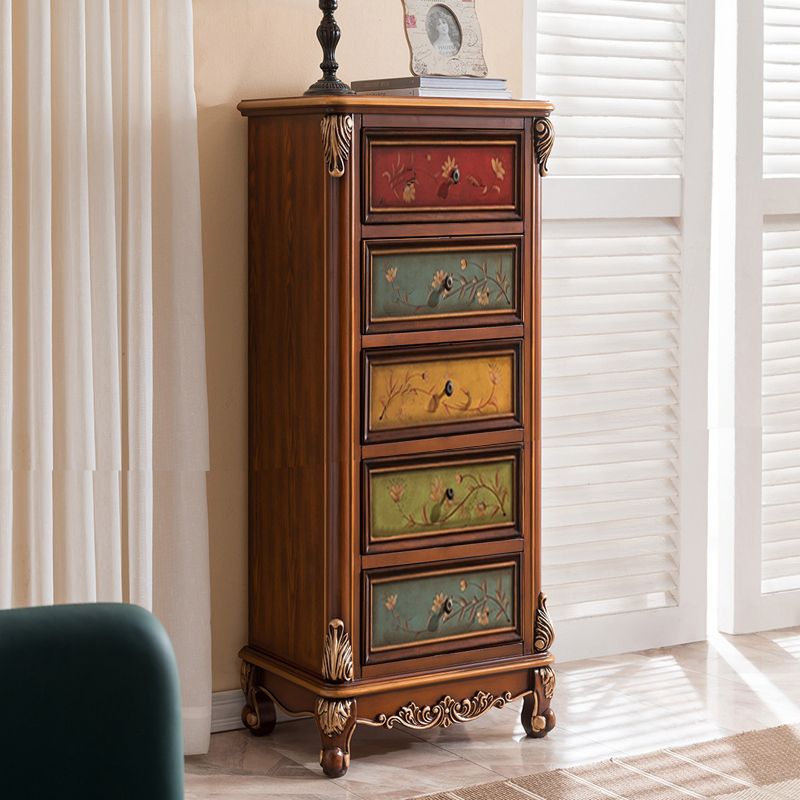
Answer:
364;343;522;442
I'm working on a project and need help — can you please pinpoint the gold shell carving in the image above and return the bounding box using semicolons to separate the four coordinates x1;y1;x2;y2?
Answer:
322;618;354;683
316;697;353;737
534;117;554;178
540;665;556;700
240;660;253;695
534;592;555;653
321;113;354;178
372;690;513;730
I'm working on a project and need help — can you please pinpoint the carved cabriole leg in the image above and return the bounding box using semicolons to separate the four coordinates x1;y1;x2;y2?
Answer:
315;696;357;778
240;661;277;736
317;619;356;777
521;666;556;738
523;592;556;738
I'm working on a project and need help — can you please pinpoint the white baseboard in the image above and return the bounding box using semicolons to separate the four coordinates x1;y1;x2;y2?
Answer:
211;689;303;734
211;690;246;733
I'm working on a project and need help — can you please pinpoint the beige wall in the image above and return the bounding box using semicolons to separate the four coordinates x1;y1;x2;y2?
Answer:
192;0;524;692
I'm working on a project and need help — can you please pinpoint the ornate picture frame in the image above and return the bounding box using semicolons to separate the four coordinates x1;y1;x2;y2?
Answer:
402;1;488;78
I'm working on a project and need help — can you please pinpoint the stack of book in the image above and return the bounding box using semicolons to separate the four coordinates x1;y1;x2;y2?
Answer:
352;76;511;99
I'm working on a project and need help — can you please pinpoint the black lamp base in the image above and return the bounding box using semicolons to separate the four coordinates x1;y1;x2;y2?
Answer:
305;78;355;96
307;0;353;97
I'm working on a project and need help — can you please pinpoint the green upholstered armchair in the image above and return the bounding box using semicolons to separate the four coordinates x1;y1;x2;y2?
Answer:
0;603;184;800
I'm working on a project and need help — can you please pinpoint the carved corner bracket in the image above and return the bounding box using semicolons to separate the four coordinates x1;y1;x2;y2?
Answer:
316;619;356;740
534;592;555;653
322;618;354;683
363;690;514;731
320;114;354;178
534;117;554;178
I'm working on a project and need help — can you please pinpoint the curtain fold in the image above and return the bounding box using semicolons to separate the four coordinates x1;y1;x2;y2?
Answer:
0;0;211;754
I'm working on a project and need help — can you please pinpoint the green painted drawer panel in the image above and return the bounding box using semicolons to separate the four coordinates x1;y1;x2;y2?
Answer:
369;562;517;653
368;455;517;543
368;242;518;326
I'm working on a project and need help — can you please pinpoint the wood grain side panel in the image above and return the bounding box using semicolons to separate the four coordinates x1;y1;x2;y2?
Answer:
249;114;329;673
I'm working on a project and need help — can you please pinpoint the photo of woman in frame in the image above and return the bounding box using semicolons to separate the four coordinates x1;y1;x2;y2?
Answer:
426;5;462;58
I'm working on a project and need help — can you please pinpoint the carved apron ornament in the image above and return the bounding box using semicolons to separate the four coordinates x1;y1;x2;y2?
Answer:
369;690;513;730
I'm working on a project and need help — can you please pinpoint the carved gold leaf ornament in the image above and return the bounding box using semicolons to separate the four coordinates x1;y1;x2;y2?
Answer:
526;665;556;733
534;117;555;178
541;665;556;700
369;690;513;730
320;113;354;177
534;592;555;653
322;618;354;683
316;697;354;738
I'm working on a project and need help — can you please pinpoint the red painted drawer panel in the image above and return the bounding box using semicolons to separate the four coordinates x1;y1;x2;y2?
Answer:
365;135;522;223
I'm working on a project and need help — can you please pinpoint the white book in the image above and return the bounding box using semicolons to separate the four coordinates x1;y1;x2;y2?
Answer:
356;88;513;99
352;76;508;93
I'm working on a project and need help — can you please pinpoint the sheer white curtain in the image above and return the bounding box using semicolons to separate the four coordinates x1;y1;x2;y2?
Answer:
0;0;211;754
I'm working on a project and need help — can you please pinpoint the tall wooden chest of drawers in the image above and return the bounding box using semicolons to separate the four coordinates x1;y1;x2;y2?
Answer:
238;96;556;778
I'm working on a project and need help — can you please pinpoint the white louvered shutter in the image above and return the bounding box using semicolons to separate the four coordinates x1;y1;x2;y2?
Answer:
721;0;800;633
763;217;800;596
524;0;714;658
762;3;800;605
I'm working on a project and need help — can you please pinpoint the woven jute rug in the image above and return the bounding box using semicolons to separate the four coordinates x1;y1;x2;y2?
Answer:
415;724;800;800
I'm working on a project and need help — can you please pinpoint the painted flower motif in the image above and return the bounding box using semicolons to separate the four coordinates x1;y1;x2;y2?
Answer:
488;363;500;385
431;593;448;614
431;270;448;291
455;473;463;484
460;258;468;271
477;288;490;306
476;501;487;515
384;594;398;612
430;477;445;502
388;483;405;503
403;181;416;203
477;606;490;626
459;579;468;592
441;155;458;178
491;157;506;181
385;266;398;284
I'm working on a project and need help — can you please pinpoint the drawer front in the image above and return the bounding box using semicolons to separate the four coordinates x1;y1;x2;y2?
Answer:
365;559;520;661
365;238;522;333
365;342;521;442
365;449;521;551
365;134;522;222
